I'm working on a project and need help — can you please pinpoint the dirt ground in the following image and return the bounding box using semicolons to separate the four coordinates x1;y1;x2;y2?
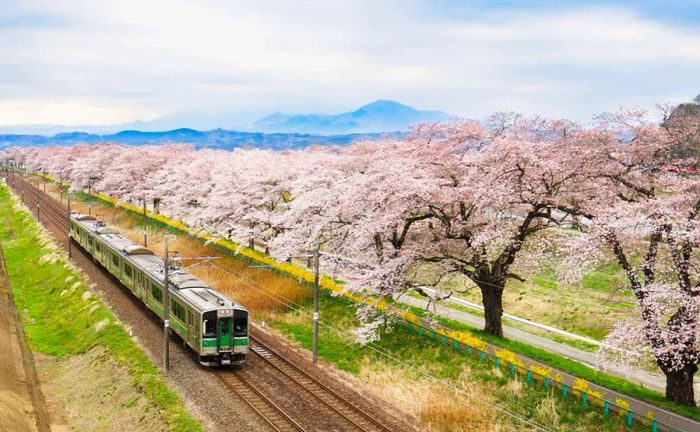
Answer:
35;348;168;432
0;243;50;432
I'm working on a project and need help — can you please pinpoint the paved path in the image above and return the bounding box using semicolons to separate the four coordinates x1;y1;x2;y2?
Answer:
397;294;700;432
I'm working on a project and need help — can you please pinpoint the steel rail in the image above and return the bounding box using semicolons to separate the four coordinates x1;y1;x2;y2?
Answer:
215;371;307;432
9;176;69;234
249;335;393;432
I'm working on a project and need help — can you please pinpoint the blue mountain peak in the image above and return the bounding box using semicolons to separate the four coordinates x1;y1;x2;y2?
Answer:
241;100;449;134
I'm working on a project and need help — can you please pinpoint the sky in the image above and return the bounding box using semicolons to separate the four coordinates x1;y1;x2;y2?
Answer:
1;0;700;130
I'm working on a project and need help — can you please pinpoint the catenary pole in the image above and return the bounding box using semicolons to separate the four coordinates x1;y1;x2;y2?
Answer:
163;236;171;372
312;246;320;363
143;194;148;247
67;193;72;258
36;176;40;221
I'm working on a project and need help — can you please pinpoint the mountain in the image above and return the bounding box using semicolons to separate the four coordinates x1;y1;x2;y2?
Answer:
0;100;447;149
240;100;450;134
0;128;401;150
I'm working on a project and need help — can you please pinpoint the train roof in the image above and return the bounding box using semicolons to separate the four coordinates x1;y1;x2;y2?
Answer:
70;213;245;313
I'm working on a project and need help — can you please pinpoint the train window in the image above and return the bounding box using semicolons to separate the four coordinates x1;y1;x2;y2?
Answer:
112;253;119;267
171;300;185;320
203;319;216;338
233;317;247;337
220;319;229;335
152;285;163;303
124;265;133;278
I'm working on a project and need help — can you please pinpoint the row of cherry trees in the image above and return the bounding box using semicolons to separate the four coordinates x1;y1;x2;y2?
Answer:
1;110;698;405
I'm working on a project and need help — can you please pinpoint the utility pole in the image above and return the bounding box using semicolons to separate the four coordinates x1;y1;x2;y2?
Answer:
67;192;72;258
312;246;320;364
87;176;99;215
163;235;175;372
36;176;40;221
142;194;148;247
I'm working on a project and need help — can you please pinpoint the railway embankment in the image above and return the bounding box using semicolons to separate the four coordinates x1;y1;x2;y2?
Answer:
0;238;49;432
0;184;202;432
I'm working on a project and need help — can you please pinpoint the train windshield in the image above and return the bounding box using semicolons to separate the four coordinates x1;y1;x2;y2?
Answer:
233;319;247;336
233;311;248;337
203;319;217;338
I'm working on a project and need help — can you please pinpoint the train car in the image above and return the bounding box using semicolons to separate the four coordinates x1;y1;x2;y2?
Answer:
68;213;248;366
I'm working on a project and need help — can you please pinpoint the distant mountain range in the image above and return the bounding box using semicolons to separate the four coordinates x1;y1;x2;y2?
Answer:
0;128;402;151
239;100;449;134
0;100;446;150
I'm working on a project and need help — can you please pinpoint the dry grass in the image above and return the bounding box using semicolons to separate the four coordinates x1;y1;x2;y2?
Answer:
533;396;561;428
506;378;523;397
358;360;499;432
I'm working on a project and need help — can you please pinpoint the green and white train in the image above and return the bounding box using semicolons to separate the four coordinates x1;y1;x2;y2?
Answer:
69;213;248;366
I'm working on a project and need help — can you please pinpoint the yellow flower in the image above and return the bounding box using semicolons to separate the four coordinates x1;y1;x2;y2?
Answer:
529;363;552;379
615;398;630;417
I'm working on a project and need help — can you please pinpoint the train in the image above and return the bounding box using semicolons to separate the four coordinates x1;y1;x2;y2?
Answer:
69;212;248;367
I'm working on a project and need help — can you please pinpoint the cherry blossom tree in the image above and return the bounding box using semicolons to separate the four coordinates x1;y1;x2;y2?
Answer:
565;111;700;406
269;118;593;337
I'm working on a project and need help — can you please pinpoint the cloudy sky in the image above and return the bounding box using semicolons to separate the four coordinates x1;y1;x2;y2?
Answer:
1;0;699;129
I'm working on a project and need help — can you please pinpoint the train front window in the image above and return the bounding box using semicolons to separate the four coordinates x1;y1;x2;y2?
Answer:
203;319;217;338
220;319;229;335
233;318;247;337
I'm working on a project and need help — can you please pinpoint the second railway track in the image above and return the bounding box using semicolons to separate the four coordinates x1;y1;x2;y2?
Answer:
215;370;307;432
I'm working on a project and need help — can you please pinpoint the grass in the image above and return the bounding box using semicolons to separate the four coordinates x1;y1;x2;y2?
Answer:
406;290;601;353
0;185;202;432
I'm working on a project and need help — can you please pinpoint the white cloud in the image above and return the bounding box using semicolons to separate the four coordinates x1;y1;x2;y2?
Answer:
1;1;699;126
0;97;158;126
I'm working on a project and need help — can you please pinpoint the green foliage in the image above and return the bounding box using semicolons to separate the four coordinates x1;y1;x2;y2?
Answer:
0;185;201;432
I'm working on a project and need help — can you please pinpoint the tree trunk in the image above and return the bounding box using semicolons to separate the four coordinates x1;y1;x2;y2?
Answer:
480;283;504;337
664;363;697;406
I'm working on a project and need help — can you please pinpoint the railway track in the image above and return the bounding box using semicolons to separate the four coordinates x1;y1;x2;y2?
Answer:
6;174;70;236
215;371;307;432
248;336;393;432
3;172;400;432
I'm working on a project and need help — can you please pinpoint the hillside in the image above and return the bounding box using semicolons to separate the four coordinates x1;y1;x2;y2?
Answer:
0;128;400;150
241;100;449;134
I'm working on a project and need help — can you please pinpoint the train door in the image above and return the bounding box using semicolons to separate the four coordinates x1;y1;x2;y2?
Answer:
134;273;142;299
187;311;197;348
218;318;232;351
